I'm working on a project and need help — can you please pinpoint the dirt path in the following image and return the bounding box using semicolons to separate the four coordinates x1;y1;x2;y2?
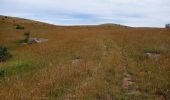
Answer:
115;45;140;95
108;41;140;95
121;51;140;95
65;40;140;99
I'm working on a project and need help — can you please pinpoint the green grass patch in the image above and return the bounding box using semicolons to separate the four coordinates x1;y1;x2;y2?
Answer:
1;60;35;76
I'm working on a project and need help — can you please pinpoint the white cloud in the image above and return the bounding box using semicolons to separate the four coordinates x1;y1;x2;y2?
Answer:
0;0;170;27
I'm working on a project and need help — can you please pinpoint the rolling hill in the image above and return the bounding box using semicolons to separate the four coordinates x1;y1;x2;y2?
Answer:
0;15;170;100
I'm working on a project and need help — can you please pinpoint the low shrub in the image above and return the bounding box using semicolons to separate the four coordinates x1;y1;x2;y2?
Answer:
16;24;24;29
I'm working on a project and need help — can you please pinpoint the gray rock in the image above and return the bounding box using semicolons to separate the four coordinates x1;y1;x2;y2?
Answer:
28;38;48;44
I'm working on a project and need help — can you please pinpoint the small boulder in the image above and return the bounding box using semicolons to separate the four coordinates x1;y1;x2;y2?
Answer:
28;38;48;44
146;52;160;60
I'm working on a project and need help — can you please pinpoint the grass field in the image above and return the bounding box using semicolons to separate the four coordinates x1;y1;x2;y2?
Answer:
0;15;170;100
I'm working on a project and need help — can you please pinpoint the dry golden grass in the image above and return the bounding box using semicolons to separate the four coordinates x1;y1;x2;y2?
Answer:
0;15;170;100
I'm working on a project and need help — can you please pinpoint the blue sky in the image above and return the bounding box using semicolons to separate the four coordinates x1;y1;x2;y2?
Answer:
0;0;170;27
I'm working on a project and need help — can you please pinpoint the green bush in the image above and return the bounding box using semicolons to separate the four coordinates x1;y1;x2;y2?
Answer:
0;46;12;62
16;24;24;29
0;70;5;78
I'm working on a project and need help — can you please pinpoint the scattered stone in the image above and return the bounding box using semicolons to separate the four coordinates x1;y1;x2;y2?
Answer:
71;59;81;65
28;38;48;44
128;89;140;95
146;52;160;59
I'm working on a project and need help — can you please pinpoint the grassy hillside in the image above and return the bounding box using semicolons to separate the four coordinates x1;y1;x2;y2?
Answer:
0;15;170;100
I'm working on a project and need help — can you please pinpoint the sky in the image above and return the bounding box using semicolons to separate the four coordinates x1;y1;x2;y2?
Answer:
0;0;170;27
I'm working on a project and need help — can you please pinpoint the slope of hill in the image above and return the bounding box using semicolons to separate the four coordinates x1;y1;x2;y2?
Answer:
0;15;169;100
99;23;130;28
0;15;55;25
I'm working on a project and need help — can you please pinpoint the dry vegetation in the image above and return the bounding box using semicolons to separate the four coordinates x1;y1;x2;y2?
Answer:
0;15;170;100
